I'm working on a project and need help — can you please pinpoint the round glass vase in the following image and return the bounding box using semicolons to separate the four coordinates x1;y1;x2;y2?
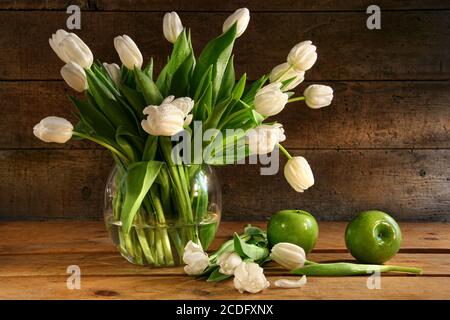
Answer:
104;164;221;267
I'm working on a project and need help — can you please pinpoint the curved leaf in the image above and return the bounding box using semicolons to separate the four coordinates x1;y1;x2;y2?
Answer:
121;161;163;233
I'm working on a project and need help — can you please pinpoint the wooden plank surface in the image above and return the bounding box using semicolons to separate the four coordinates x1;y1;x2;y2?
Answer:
1;276;448;300
1;221;448;255
1;149;449;220
0;221;449;299
3;81;450;149
1;11;449;80
0;252;447;276
2;1;449;11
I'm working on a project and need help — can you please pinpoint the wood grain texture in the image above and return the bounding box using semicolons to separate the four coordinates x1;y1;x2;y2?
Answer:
1;275;448;300
1;252;447;276
1;221;448;255
5;0;447;11
0;221;448;300
1;149;449;220
3;80;450;149
1;11;449;80
0;1;90;10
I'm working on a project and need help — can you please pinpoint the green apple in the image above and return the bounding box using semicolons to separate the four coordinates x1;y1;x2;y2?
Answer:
345;210;402;264
267;209;319;254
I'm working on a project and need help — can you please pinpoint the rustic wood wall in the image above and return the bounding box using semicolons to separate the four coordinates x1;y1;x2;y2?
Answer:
0;1;449;221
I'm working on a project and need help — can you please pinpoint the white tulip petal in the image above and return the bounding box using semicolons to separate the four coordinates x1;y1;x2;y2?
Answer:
274;276;307;288
287;40;317;72
33;116;73;144
284;156;314;192
254;82;288;117
270;62;305;91
60;61;88;92
103;62;121;85
246;123;286;155
114;35;143;69
223;8;250;38
304;85;333;109
163;12;184;44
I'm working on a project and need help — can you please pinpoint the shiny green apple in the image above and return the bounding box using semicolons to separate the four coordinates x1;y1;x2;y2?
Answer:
345;210;402;264
267;209;319;254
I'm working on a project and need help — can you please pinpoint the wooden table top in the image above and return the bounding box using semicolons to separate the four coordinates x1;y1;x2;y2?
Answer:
0;221;449;300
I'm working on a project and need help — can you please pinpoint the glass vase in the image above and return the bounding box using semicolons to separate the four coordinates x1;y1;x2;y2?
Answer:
104;164;221;267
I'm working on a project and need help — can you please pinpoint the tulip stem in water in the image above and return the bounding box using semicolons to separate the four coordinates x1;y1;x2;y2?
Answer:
288;96;306;103
277;143;292;160
292;262;422;276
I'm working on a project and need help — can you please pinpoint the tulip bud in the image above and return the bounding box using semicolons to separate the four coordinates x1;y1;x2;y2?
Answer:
287;40;317;72
60;61;88;92
114;35;143;70
223;8;250;38
269;62;305;91
233;262;270;294
183;241;209;275
33;116;73;144
103;62;121;85
163;12;183;44
246;123;286;155
49;30;93;68
254;83;288;117
141;96;194;136
303;84;333;109
284;156;314;192
270;242;306;270
217;252;242;275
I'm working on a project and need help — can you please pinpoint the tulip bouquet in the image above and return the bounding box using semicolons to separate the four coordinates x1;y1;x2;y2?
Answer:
34;8;333;267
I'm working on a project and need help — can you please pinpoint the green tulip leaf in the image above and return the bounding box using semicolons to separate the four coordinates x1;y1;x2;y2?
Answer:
119;84;147;118
217;55;235;102
192;23;237;104
242;75;269;105
143;58;154;80
69;96;116;142
121;161;163;233
170;51;195;97
233;233;269;261
207;267;231;282
134;67;164;106
142;135;158;161
156;29;193;96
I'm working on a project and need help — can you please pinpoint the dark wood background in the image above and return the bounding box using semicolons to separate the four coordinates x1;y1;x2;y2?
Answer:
0;0;449;221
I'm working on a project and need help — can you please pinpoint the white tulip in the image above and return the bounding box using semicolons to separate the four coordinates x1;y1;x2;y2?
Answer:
246;123;286;155
141;96;194;136
274;276;307;288
223;8;250;38
303;84;333;109
183;241;209;275
49;30;93;68
284;156;314;192
60;61;88;92
270;242;306;270
114;35;143;70
269;62;305;91
164;96;194;115
217;252;242;275
103;62;121;85
33;116;73;144
49;29;69;62
163;12;183;44
287;40;317;72
233;262;270;294
254;83;288;117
